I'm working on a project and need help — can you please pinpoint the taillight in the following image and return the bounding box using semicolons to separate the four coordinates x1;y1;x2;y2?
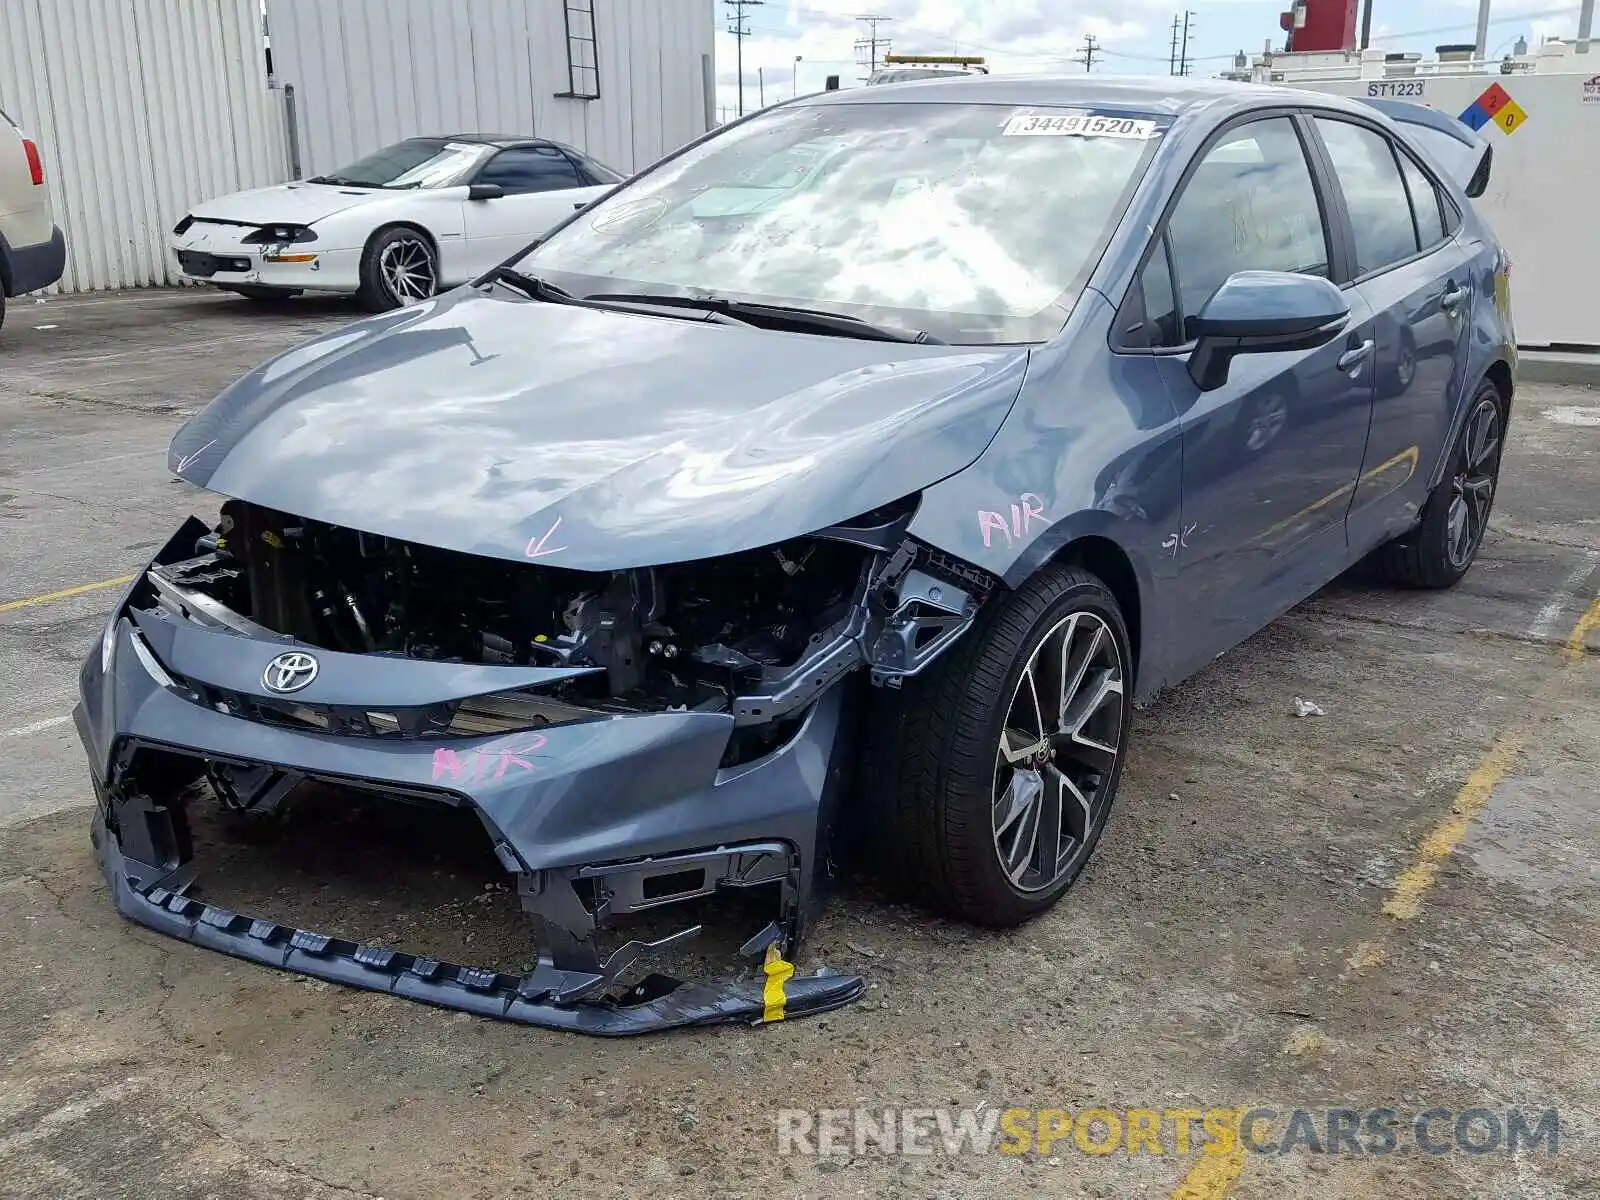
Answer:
21;138;43;186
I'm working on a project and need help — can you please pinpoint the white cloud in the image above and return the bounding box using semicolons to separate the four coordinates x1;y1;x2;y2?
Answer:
713;0;1174;120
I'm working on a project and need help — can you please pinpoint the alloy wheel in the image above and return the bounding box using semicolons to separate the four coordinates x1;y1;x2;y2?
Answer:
1445;395;1501;569
379;236;437;305
992;611;1125;893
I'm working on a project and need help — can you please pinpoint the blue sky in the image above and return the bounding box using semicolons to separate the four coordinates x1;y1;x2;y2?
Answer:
713;0;1589;116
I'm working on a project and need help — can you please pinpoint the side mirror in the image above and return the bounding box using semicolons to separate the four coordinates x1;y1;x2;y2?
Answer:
1187;271;1350;392
467;183;504;201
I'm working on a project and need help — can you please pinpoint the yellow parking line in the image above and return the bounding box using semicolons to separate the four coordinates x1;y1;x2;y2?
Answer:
0;574;135;614
1170;1111;1247;1200
1383;591;1598;921
1381;730;1527;920
1169;591;1598;1199
1171;1148;1247;1200
1565;593;1600;662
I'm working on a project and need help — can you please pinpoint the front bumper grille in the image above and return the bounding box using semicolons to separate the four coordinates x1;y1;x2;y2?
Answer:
177;250;251;277
181;676;602;740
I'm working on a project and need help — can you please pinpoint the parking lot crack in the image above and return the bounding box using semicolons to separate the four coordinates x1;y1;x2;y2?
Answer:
11;869;104;933
183;1106;383;1198
12;387;189;417
1303;607;1582;654
1488;523;1599;552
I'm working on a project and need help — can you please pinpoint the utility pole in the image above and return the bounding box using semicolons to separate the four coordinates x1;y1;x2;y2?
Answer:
1359;0;1375;49
1075;33;1100;72
758;67;765;108
1177;10;1195;76
854;14;893;78
1474;0;1492;58
1169;14;1180;74
725;0;764;117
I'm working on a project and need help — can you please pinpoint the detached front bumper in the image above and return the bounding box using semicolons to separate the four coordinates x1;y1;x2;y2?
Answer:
77;538;865;1033
90;806;860;1033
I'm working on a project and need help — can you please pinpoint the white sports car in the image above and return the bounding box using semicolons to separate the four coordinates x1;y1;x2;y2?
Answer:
170;135;620;310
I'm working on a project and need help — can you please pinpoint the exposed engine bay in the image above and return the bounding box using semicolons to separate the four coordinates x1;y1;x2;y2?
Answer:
144;498;992;761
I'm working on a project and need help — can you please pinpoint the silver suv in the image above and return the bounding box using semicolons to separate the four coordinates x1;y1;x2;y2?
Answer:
0;106;66;332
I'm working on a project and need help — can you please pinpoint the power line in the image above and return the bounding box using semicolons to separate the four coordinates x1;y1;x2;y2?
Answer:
1177;10;1195;76
1366;5;1580;43
853;14;893;78
724;0;765;117
1074;33;1100;72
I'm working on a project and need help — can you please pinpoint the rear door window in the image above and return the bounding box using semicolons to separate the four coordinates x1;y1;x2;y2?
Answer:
1395;150;1447;250
1313;118;1421;276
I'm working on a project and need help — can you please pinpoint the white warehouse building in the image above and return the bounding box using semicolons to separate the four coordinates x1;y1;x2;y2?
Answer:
0;0;716;293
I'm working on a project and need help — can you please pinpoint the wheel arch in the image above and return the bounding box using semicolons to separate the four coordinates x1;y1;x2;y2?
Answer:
0;230;14;297
1431;359;1514;489
990;521;1147;691
1484;358;1514;412
362;219;441;261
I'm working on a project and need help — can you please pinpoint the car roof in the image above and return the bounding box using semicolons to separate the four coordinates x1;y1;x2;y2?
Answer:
804;73;1376;121
405;133;582;152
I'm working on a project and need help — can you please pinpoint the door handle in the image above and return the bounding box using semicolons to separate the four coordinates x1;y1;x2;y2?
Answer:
1441;282;1468;313
1337;339;1375;373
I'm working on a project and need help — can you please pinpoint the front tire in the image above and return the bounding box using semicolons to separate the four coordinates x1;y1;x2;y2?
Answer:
862;566;1132;927
1371;378;1505;589
357;226;438;312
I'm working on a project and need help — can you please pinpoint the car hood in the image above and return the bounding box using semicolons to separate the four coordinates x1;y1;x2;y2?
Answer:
169;286;1030;570
187;182;389;226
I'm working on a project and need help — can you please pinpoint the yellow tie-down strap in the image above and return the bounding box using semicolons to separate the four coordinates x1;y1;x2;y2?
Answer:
761;942;795;1023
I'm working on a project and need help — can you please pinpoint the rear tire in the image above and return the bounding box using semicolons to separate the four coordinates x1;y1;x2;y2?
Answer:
0;289;7;333
1371;378;1505;589
357;225;439;312
861;566;1132;927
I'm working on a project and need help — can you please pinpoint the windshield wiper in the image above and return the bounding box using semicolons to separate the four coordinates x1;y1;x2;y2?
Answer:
487;267;578;303
486;268;753;326
583;293;943;344
305;175;378;188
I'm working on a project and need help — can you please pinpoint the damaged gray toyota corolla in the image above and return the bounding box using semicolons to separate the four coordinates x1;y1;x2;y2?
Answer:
76;79;1515;1033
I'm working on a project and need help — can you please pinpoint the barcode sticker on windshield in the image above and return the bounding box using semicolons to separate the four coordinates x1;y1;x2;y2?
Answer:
1001;110;1159;139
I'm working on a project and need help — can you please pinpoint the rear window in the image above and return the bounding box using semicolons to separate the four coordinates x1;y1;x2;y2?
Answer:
1394;124;1478;187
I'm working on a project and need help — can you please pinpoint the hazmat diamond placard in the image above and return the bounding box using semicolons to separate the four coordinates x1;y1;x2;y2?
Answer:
1459;82;1529;135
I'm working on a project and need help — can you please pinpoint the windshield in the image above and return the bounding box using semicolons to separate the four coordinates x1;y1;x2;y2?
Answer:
516;102;1165;344
310;139;490;189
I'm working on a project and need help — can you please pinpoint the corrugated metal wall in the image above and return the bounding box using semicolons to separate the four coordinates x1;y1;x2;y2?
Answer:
0;0;287;291
265;0;715;178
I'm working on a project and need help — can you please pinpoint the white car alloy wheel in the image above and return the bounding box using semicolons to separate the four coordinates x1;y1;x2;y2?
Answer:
378;233;437;306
